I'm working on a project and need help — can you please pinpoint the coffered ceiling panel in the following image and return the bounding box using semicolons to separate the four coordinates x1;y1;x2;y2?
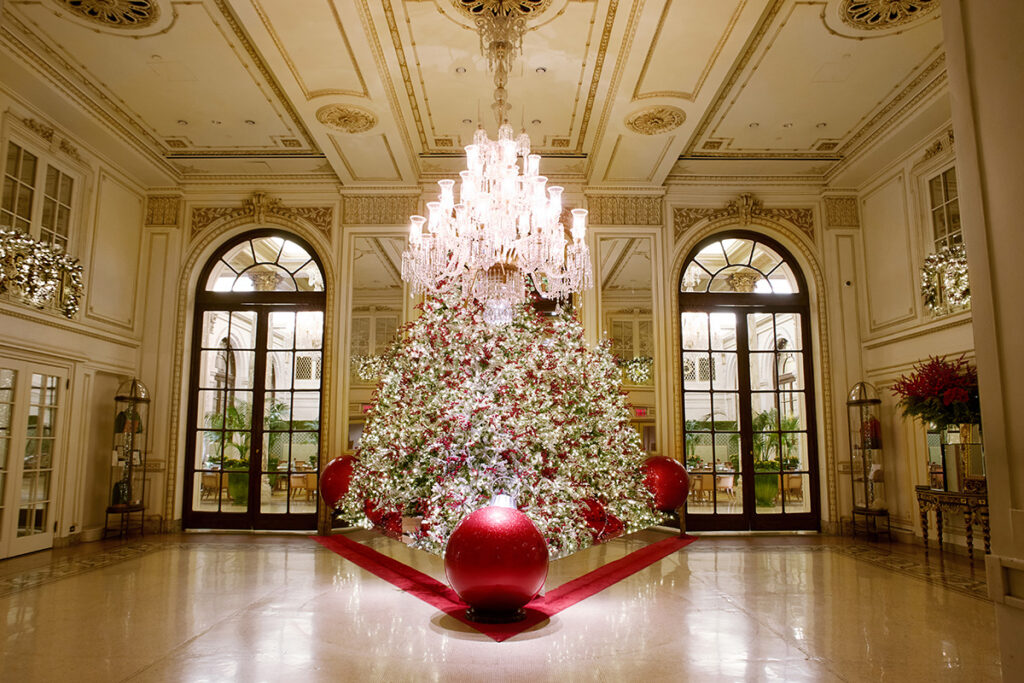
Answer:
251;0;369;100
686;0;944;159
329;133;403;183
8;0;318;156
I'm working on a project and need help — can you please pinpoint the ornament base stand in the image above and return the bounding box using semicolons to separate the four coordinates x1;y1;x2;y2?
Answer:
465;607;527;624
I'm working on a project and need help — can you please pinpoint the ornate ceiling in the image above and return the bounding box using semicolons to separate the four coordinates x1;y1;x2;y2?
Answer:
0;0;946;187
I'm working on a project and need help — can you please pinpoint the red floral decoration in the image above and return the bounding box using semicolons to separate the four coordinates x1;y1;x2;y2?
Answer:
891;355;981;428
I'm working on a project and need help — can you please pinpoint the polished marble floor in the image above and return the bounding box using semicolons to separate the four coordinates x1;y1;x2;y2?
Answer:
0;529;1000;682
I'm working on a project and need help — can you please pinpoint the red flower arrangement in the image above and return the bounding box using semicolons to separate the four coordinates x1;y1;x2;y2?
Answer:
891;355;981;428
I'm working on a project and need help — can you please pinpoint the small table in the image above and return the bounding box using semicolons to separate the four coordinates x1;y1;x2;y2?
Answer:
103;503;145;539
914;485;990;559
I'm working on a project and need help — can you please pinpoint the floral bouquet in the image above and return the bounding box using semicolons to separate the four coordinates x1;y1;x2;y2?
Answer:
891;355;981;429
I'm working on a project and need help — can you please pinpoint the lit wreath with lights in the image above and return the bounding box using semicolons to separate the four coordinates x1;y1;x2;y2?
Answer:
0;230;83;318
620;356;654;384
921;244;970;314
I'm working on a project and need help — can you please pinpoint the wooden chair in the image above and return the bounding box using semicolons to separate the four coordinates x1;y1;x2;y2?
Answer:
784;474;804;502
200;472;229;501
716;474;735;499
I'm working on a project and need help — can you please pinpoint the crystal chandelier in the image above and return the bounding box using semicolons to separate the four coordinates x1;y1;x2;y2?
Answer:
401;2;592;325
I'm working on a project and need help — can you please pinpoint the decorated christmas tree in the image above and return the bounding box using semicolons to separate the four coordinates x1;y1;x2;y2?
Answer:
338;295;663;559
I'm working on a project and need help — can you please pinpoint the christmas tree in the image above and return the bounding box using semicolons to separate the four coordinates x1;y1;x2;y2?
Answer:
339;296;663;559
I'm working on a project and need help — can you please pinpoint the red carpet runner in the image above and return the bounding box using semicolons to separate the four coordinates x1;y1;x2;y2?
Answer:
314;533;696;642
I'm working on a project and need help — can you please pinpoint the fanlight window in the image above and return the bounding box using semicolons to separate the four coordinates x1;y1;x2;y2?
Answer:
680;238;799;294
205;236;324;292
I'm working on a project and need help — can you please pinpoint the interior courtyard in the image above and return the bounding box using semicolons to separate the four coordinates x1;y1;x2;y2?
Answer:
0;0;1022;680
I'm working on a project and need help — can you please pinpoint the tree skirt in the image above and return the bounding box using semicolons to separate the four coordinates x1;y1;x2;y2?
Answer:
314;532;697;642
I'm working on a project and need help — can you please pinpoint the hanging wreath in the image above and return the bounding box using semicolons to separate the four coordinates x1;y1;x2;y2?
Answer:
921;244;970;314
351;355;386;382
620;356;654;384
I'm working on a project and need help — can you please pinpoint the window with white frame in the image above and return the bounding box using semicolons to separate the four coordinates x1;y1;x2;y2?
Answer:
928;167;961;251
1;141;76;251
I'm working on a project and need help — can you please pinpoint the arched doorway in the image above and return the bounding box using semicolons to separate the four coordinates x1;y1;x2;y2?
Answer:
679;232;820;531
183;230;325;530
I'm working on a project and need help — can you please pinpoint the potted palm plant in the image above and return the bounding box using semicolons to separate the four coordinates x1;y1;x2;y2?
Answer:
751;409;800;506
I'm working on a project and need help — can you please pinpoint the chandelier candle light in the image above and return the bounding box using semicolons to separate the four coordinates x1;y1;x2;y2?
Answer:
401;3;592;325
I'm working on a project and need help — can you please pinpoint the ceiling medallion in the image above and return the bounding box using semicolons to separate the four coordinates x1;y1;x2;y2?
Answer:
315;105;377;134
841;0;937;30
57;0;159;28
625;107;685;135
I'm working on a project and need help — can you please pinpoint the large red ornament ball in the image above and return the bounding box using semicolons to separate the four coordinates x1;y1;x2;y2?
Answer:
444;506;549;618
582;498;607;540
319;456;355;508
642;456;690;511
364;500;402;537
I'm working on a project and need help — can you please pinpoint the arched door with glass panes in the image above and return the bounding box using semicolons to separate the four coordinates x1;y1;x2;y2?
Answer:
679;233;819;531
184;231;325;530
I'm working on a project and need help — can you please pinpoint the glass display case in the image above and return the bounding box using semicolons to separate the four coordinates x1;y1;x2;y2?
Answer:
104;378;150;538
847;382;889;538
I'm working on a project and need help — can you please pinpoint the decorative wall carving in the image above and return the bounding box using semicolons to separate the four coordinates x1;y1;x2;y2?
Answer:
342;195;421;226
823;197;859;229
673;193;815;240
145;195;181;227
841;0;937;30
625;106;685;135
190;192;334;236
454;0;551;18
58;139;82;162
315;104;377;134
922;129;955;161
56;0;160;28
22;118;54;142
586;195;663;226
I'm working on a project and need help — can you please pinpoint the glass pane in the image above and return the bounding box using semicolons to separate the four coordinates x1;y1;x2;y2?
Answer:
753;432;782;470
220;472;248;511
56;206;70;235
779;391;807;431
261;474;287;514
34;472;49;501
221;433;250;469
929;175;944;207
782;473;810;513
41;198;55;229
948;201;961;236
45;166;58;196
943;168;958;200
754;473;782;512
713;432;739;471
767;262;799;293
196;433;223;469
711;352;737;391
39;439;52;468
0;439;8;469
683;352;710;390
694;241;728;273
296;312;324;349
749;352;777;390
279;239;312;267
932;207;946;241
774;313;802;350
711;392;739;425
267;351;293;390
722;238;754;266
715;473;742;513
294;261;325;292
784;352;805;390
751;395;778;430
290;431;319;471
195;471;225;511
5;143;19;175
16;185;33;219
230;311;258;349
226;242;257;273
265;394;291;430
1;178;15;212
19;150;37;185
263;432;290;472
782;432;809;471
749;241;782;273
268;311;296;350
687;471;714;513
59;174;73;204
293;353;322;388
291;392;321;427
684;432;712;470
251;236;285;263
709;313;736;351
680;262;711;292
195;390;225;428
680;313;709;351
748;313;775;351
684;391;711;423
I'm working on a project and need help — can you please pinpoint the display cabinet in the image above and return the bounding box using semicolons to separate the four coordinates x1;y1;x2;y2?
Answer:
104;378;150;538
847;382;890;538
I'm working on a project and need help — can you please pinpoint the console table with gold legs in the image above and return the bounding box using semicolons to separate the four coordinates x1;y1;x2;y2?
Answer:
914;485;990;559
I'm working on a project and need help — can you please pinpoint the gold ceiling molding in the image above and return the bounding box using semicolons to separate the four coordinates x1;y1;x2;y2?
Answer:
841;0;937;31
190;192;334;237
145;196;182;227
823;196;859;229
673;193;814;241
54;0;160;29
315;105;377;134
586;196;663;226
342;195;421;226
58;139;82;163
625;106;685;135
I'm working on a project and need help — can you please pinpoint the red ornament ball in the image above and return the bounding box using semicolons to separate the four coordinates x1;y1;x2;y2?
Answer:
444;506;549;616
319;456;355;508
364;500;402;537
642;456;690;511
582;498;607;540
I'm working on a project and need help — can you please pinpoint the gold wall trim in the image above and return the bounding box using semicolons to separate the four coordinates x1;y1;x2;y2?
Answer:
189;192;334;237
145;195;182;227
673;193;815;241
586;195;663;226
342;194;420;226
823;196;858;228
